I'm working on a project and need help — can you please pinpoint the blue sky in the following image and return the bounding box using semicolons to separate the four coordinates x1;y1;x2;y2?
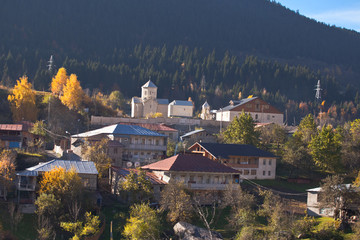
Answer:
276;0;360;32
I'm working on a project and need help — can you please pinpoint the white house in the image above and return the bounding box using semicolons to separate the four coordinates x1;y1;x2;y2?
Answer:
71;124;168;167
215;97;283;124
141;153;241;191
168;100;193;118
131;80;194;118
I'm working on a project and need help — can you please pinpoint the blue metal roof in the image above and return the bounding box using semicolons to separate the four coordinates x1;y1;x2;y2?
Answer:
169;100;193;106
18;160;98;175
157;99;169;105
72;124;166;138
142;80;157;88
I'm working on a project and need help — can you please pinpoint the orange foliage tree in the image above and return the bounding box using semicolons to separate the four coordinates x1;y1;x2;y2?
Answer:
60;74;85;111
0;150;16;200
8;76;38;121
51;67;68;96
39;166;83;199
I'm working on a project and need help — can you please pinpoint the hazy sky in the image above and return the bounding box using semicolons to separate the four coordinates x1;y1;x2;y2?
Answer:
276;0;360;32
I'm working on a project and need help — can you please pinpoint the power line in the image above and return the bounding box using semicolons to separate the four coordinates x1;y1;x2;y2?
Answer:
240;176;307;196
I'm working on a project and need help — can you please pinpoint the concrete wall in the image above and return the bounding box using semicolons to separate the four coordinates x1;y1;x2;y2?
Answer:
91;116;230;129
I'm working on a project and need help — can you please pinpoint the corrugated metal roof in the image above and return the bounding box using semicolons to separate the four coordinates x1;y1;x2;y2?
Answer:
220;97;257;111
142;154;240;174
169;100;193;106
72;124;167;138
180;129;205;139
191;142;276;159
120;123;177;132
142;80;157;88
112;167;167;185
157;99;169;105
24;159;98;175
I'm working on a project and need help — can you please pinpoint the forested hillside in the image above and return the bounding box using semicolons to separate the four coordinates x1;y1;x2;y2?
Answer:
1;0;360;120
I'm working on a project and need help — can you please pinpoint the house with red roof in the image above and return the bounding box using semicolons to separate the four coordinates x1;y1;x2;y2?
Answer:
141;153;241;191
0;121;42;150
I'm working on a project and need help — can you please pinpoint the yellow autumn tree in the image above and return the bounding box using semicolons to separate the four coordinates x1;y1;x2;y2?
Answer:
8;76;38;121
60;74;84;111
51;67;68;96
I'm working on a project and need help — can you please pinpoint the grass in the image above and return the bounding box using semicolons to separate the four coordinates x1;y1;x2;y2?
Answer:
99;204;130;240
0;202;37;240
249;178;319;193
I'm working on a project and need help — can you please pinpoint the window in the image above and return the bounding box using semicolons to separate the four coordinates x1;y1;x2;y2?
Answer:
263;171;266;176
239;170;243;174
114;148;118;154
269;159;272;165
267;115;270;120
244;170;249;175
256;104;260;110
251;170;256;175
263;159;266;165
156;140;159;145
268;171;271;176
255;114;258;120
142;139;145;144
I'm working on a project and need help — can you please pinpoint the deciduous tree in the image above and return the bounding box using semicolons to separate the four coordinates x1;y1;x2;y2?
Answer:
0;150;16;200
8;75;38;121
120;169;152;203
60;74;85;111
51;67;68;96
123;203;161;240
221;111;260;146
82;139;112;178
309;125;342;171
160;181;193;223
61;212;100;240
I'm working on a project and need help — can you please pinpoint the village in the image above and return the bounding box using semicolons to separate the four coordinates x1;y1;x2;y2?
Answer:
1;75;360;240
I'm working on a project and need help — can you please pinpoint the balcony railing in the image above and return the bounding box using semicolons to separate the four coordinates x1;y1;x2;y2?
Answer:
188;183;239;190
17;183;36;191
126;144;167;151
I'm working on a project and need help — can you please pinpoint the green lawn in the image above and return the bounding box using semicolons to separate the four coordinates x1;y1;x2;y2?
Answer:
249;179;319;193
0;202;37;240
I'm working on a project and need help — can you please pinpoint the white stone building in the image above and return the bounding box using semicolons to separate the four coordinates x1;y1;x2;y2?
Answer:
131;80;193;118
168;100;193;118
215;97;283;124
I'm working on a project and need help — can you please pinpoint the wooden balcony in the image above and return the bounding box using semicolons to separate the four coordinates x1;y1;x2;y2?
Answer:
17;183;36;191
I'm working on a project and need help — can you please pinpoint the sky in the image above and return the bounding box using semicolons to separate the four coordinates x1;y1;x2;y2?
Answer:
276;0;360;32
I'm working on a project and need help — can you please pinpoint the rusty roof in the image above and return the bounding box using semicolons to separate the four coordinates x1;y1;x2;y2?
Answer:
0;121;34;132
142;154;240;174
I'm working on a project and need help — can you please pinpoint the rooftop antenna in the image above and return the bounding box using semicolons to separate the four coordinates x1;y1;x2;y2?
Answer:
315;80;322;101
47;55;54;71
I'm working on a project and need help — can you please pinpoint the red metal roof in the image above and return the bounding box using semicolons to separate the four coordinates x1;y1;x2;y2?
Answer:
142;154;240;174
